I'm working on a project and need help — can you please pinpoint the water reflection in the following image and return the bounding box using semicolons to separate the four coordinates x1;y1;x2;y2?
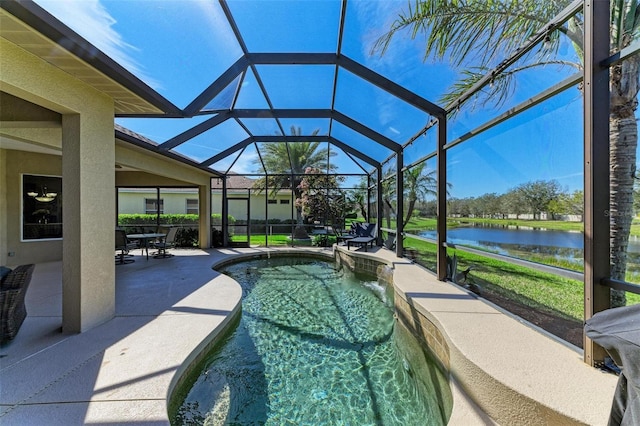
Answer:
419;223;640;270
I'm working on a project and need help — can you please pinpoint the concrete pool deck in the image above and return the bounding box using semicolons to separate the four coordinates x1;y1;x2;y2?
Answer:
0;246;617;424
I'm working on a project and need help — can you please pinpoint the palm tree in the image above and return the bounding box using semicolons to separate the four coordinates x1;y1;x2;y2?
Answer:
375;0;640;307
253;126;335;237
348;178;369;222
382;163;444;227
404;163;439;226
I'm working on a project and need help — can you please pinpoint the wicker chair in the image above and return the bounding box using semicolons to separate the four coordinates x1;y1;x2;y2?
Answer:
0;264;35;344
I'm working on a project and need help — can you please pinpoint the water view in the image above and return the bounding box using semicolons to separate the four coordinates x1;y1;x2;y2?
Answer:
171;257;451;425
420;224;640;271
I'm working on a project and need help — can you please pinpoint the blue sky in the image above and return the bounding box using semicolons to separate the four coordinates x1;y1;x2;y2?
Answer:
35;0;587;198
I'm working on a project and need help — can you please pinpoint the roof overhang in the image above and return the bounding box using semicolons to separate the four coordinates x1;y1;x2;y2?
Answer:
0;1;181;116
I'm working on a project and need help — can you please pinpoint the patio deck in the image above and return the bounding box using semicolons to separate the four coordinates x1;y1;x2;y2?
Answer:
0;247;617;425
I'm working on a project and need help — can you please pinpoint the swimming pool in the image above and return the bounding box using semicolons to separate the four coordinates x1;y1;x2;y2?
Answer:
170;256;451;425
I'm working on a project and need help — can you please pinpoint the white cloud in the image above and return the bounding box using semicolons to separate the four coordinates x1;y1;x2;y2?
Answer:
231;151;259;174
34;0;161;89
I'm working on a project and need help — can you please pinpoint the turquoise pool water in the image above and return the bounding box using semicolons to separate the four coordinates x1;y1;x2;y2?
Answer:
171;257;450;425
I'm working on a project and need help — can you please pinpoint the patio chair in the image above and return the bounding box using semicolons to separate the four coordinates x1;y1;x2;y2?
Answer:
347;223;378;251
152;227;178;258
115;229;138;264
334;227;355;245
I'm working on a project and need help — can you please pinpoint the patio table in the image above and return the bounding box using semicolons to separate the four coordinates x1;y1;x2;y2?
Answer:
126;233;166;260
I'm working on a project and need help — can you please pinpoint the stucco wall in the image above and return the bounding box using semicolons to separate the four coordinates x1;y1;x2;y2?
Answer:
0;150;6;266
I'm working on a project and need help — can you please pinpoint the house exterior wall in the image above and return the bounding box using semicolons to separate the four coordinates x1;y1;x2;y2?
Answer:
115;189;295;222
118;189;200;215
0;149;7;266
0;36;118;331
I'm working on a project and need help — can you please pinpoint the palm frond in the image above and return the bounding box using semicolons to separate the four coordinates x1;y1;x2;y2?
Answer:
374;0;571;68
441;60;581;110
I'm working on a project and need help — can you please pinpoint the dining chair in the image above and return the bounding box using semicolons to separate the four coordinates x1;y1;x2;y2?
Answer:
115;229;138;264
152;227;178;258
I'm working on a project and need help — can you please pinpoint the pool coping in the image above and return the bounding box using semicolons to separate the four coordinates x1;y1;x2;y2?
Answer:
334;245;617;425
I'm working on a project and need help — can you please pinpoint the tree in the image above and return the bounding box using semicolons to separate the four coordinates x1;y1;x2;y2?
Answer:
296;167;348;227
514;180;563;219
375;0;640;306
381;169;397;228
253;126;335;238
403;162;438;226
503;189;527;219
348;177;369;222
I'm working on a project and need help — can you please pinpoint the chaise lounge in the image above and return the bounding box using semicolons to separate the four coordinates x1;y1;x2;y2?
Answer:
346;223;378;251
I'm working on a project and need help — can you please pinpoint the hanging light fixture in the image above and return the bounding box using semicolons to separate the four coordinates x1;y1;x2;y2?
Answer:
28;186;57;203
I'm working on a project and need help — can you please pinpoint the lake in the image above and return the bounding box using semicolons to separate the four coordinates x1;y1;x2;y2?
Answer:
419;224;640;268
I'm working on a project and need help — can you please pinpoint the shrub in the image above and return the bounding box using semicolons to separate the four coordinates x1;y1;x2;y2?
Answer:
176;227;199;247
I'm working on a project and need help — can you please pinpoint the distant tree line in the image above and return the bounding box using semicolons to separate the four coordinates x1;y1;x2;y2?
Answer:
418;179;584;220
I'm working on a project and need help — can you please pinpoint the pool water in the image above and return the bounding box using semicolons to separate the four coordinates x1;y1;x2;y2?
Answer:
171;257;450;425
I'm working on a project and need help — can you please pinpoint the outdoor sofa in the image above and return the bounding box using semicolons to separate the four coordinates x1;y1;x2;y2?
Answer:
0;264;35;343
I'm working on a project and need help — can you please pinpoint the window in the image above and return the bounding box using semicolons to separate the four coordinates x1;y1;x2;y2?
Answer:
268;199;277;204
186;199;199;214
23;174;63;240
145;198;164;214
280;199;290;204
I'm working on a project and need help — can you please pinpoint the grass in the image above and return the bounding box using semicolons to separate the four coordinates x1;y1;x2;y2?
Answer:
248;234;336;247
403;238;585;321
403;237;640;321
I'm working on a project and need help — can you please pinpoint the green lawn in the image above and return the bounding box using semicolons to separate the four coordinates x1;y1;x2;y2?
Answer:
403;237;640;322
248;234;336;247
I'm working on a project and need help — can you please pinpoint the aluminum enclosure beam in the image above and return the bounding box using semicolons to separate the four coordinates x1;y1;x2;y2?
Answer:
583;0;611;367
160;112;233;151
233;109;401;152
201;137;253;167
337;55;445;116
182;57;249;117
201;135;380;170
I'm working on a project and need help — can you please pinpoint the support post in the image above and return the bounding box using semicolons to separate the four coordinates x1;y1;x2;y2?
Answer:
396;152;403;256
376;167;384;249
437;114;448;281
583;0;611;366
222;177;229;246
198;181;211;248
62;110;115;333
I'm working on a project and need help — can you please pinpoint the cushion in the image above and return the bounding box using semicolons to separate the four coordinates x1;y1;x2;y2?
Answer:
0;266;11;284
1;264;34;291
355;223;368;236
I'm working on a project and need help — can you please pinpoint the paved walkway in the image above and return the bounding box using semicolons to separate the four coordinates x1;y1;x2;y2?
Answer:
1;248;263;424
